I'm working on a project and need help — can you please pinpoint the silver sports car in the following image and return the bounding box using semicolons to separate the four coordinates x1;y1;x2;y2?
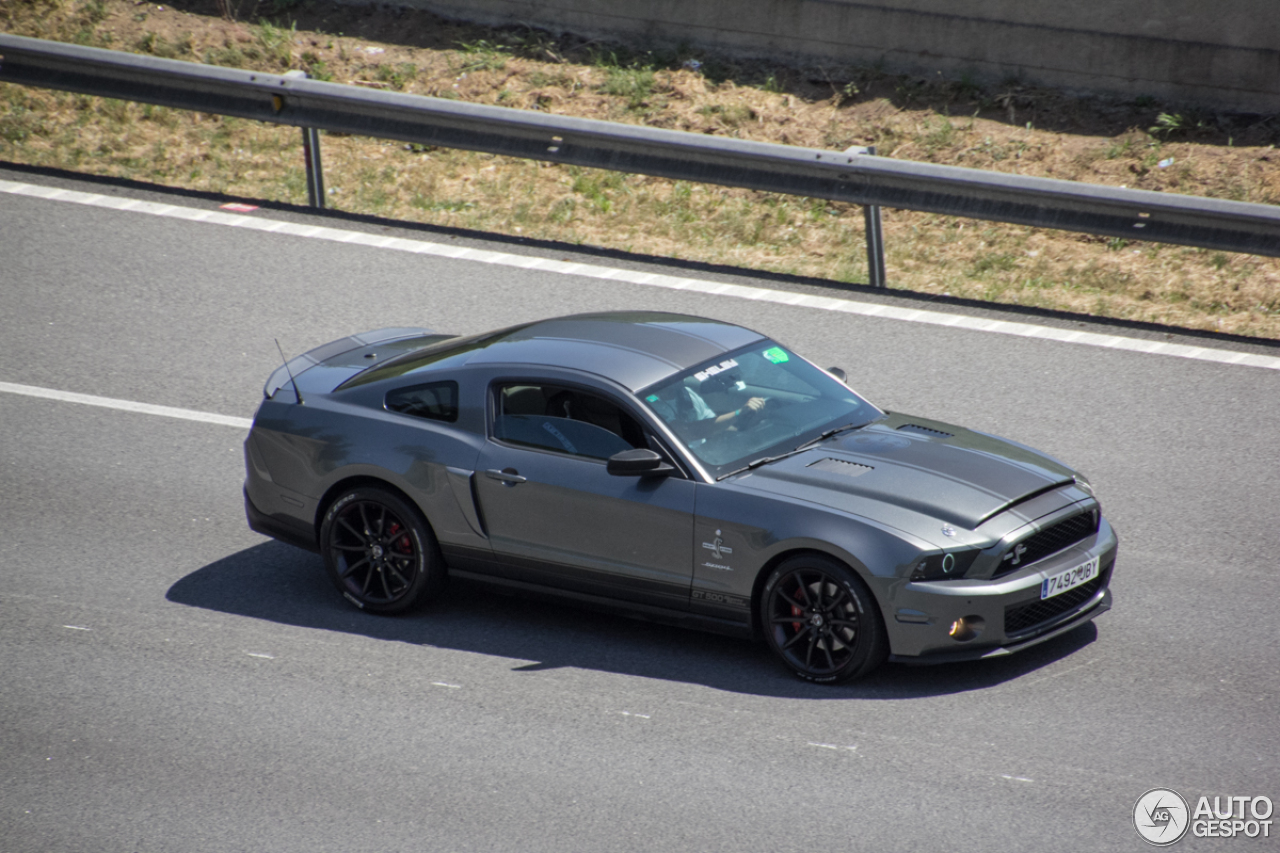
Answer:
244;312;1117;683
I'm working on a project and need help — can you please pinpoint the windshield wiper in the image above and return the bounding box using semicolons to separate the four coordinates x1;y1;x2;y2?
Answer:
716;454;790;481
716;422;874;481
793;421;866;453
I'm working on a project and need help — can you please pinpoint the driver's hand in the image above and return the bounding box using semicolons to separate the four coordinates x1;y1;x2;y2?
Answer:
732;397;767;426
714;397;768;430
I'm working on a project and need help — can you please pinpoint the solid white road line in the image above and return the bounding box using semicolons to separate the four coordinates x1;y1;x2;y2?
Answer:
4;178;1279;371
0;381;253;429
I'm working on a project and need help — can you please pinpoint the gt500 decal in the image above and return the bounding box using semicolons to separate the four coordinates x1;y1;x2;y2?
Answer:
692;590;748;609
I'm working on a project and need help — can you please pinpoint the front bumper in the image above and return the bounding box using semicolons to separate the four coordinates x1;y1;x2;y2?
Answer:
882;520;1118;663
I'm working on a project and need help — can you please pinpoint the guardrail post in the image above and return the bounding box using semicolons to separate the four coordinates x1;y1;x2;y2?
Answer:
284;70;325;209
302;125;325;209
862;146;886;288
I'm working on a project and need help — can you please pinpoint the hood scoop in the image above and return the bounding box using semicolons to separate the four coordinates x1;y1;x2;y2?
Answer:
896;423;953;438
807;457;874;477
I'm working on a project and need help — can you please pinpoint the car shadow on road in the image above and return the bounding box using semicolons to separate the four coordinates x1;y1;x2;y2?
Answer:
168;540;1101;699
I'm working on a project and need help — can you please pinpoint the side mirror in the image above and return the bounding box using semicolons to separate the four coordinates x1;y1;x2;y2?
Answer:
827;366;847;382
607;448;674;477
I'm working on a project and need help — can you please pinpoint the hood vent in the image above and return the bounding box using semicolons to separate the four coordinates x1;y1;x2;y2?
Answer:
807;457;874;477
896;423;953;438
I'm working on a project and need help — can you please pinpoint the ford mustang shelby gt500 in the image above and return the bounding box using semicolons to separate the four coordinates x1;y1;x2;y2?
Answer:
244;312;1116;683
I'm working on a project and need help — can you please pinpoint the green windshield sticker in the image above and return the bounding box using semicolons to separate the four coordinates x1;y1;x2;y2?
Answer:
646;394;660;402
763;347;790;364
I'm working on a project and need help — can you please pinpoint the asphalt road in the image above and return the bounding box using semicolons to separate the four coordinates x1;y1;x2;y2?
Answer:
2;169;1278;852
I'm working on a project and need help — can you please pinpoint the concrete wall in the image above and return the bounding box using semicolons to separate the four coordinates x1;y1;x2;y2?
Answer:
394;0;1279;113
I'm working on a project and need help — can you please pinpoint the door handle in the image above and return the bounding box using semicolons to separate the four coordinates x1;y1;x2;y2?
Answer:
484;468;527;485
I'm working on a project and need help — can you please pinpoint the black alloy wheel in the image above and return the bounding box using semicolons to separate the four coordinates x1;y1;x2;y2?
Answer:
760;555;887;683
320;486;444;614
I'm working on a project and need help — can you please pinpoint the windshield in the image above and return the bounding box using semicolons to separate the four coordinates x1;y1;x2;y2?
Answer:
638;341;882;478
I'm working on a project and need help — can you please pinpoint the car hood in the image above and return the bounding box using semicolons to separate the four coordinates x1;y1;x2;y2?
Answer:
731;415;1076;532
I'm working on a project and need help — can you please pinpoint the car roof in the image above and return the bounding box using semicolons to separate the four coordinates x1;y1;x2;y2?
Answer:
467;312;766;390
357;312;768;392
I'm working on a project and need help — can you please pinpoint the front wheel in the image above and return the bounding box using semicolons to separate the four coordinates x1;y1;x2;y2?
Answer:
760;555;887;683
320;486;444;614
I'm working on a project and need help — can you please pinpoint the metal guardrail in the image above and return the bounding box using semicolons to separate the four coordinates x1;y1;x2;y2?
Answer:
2;33;1278;269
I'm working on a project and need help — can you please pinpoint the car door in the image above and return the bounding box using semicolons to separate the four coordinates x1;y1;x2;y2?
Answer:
472;380;696;611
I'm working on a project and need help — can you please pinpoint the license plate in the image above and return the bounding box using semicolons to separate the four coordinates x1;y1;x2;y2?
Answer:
1040;556;1100;600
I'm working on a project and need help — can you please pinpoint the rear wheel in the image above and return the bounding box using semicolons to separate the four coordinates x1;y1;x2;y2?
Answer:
760;555;887;683
320;486;444;614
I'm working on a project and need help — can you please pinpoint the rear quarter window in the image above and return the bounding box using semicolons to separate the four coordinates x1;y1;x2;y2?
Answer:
386;381;459;422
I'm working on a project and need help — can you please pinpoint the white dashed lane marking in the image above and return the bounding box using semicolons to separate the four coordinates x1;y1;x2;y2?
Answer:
0;381;253;429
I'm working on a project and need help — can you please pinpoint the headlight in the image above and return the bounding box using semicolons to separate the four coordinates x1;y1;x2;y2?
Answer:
909;549;980;581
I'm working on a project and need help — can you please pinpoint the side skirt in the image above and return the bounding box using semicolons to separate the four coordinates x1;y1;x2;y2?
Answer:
448;568;754;640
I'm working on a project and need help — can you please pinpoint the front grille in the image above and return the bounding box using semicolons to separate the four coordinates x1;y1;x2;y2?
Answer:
992;509;1099;579
1004;572;1106;637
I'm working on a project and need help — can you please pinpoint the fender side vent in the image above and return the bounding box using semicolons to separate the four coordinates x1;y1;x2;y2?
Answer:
896;423;953;438
808;457;873;477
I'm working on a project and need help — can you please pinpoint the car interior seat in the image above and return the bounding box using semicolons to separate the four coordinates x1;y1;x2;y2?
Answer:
545;389;645;449
503;385;547;416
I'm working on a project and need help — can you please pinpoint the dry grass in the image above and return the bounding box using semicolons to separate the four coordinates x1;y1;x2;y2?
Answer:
3;0;1279;337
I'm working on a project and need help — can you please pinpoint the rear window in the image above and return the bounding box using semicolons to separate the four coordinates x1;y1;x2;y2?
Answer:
386;381;458;423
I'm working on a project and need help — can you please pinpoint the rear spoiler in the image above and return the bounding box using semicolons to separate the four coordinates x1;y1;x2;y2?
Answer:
264;327;435;400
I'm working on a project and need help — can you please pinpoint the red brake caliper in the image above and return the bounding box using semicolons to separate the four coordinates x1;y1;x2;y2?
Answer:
387;521;410;553
791;580;806;633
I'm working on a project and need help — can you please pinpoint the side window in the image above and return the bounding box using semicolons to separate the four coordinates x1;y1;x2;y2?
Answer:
493;383;644;460
386;381;459;422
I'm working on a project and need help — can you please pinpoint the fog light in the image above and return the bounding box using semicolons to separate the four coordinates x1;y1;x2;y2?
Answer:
948;615;985;642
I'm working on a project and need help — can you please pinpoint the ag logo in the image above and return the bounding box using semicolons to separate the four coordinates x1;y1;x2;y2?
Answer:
1134;788;1190;846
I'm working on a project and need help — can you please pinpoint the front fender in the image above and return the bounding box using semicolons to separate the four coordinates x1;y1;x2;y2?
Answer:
691;481;929;629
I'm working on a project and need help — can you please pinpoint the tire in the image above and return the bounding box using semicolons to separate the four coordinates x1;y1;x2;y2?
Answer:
759;554;887;683
320;486;445;614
